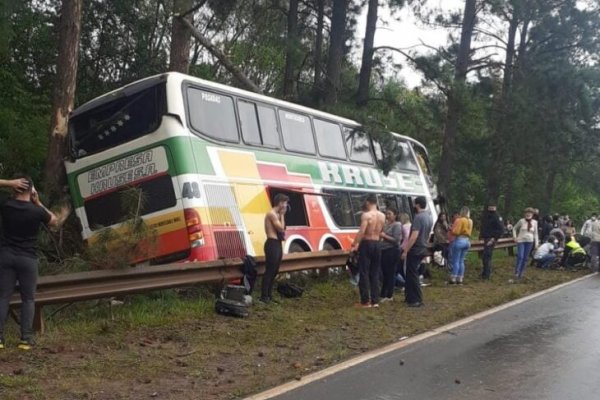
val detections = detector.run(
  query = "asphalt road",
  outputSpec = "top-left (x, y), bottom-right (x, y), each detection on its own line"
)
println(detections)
top-left (273, 275), bottom-right (600, 400)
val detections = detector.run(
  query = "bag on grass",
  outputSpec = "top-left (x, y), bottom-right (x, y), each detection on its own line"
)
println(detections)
top-left (346, 251), bottom-right (360, 286)
top-left (215, 298), bottom-right (249, 318)
top-left (277, 282), bottom-right (304, 298)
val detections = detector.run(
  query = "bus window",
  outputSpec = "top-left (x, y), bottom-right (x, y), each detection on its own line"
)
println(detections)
top-left (396, 195), bottom-right (413, 221)
top-left (85, 174), bottom-right (177, 230)
top-left (314, 119), bottom-right (347, 160)
top-left (238, 100), bottom-right (261, 145)
top-left (70, 83), bottom-right (166, 158)
top-left (412, 142), bottom-right (437, 195)
top-left (378, 194), bottom-right (398, 213)
top-left (322, 190), bottom-right (355, 227)
top-left (279, 110), bottom-right (316, 154)
top-left (343, 127), bottom-right (373, 164)
top-left (269, 189), bottom-right (309, 226)
top-left (257, 105), bottom-right (280, 148)
top-left (187, 87), bottom-right (239, 142)
top-left (373, 138), bottom-right (418, 172)
top-left (349, 191), bottom-right (367, 223)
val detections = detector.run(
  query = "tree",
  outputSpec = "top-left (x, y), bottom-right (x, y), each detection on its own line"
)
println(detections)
top-left (169, 0), bottom-right (194, 73)
top-left (312, 0), bottom-right (325, 103)
top-left (283, 0), bottom-right (299, 99)
top-left (436, 0), bottom-right (478, 199)
top-left (44, 0), bottom-right (82, 199)
top-left (356, 0), bottom-right (379, 106)
top-left (323, 0), bottom-right (348, 105)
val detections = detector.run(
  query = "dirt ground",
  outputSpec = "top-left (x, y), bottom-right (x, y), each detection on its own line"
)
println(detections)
top-left (0, 259), bottom-right (589, 400)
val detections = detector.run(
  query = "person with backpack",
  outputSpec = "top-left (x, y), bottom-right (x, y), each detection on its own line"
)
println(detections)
top-left (0, 176), bottom-right (68, 350)
top-left (512, 207), bottom-right (539, 280)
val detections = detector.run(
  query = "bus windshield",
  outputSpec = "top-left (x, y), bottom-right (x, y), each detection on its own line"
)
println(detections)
top-left (69, 83), bottom-right (166, 159)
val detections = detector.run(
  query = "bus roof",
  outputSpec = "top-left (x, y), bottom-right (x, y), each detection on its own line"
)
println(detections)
top-left (70, 72), bottom-right (429, 154)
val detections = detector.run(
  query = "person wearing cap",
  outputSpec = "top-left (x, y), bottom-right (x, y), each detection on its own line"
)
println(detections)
top-left (0, 175), bottom-right (69, 350)
top-left (479, 202), bottom-right (504, 280)
top-left (512, 207), bottom-right (539, 280)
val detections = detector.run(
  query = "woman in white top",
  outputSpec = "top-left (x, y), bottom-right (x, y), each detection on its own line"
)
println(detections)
top-left (512, 207), bottom-right (539, 279)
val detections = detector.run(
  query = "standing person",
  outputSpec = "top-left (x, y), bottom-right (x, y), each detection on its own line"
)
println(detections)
top-left (379, 207), bottom-right (402, 302)
top-left (0, 176), bottom-right (67, 350)
top-left (540, 216), bottom-right (554, 242)
top-left (260, 193), bottom-right (289, 303)
top-left (397, 212), bottom-right (412, 286)
top-left (351, 195), bottom-right (385, 308)
top-left (588, 217), bottom-right (600, 272)
top-left (432, 212), bottom-right (450, 267)
top-left (512, 207), bottom-right (539, 280)
top-left (401, 196), bottom-right (433, 307)
top-left (449, 207), bottom-right (473, 284)
top-left (479, 203), bottom-right (504, 280)
top-left (581, 214), bottom-right (597, 238)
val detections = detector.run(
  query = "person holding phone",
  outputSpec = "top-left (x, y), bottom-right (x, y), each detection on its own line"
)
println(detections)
top-left (0, 175), bottom-right (69, 350)
top-left (260, 193), bottom-right (289, 303)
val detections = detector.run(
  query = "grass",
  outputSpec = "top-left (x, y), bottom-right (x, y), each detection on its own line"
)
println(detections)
top-left (0, 251), bottom-right (590, 399)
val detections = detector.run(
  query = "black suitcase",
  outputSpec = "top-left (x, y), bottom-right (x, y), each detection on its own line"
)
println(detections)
top-left (215, 298), bottom-right (249, 318)
top-left (277, 282), bottom-right (304, 298)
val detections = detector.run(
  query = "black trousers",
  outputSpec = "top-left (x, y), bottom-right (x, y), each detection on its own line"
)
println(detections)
top-left (405, 252), bottom-right (424, 304)
top-left (261, 239), bottom-right (283, 300)
top-left (381, 246), bottom-right (400, 298)
top-left (358, 240), bottom-right (382, 305)
top-left (481, 239), bottom-right (496, 279)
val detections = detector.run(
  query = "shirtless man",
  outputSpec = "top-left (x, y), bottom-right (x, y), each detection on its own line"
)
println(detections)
top-left (261, 193), bottom-right (289, 303)
top-left (351, 194), bottom-right (385, 308)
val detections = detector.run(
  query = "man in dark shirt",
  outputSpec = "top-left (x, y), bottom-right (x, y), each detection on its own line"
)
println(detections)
top-left (401, 196), bottom-right (433, 307)
top-left (479, 203), bottom-right (505, 280)
top-left (0, 176), bottom-right (65, 350)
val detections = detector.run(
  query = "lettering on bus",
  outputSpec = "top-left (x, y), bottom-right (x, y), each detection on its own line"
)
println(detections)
top-left (78, 147), bottom-right (169, 198)
top-left (317, 161), bottom-right (424, 192)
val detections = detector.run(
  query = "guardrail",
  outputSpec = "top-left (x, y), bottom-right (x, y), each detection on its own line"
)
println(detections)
top-left (12, 239), bottom-right (515, 332)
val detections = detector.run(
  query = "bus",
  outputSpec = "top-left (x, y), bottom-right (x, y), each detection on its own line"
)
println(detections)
top-left (66, 72), bottom-right (439, 264)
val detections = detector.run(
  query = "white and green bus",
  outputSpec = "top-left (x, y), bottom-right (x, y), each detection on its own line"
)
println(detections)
top-left (66, 72), bottom-right (438, 264)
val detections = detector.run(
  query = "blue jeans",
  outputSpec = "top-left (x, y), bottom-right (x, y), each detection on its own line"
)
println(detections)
top-left (450, 237), bottom-right (470, 279)
top-left (515, 242), bottom-right (534, 278)
top-left (535, 253), bottom-right (556, 269)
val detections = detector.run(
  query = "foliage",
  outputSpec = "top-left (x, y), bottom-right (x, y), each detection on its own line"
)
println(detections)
top-left (1, 0), bottom-right (600, 265)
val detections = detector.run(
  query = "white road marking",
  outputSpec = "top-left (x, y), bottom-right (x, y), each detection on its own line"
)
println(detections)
top-left (245, 273), bottom-right (596, 400)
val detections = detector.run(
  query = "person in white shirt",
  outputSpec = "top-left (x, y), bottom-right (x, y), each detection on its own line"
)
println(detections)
top-left (512, 207), bottom-right (539, 279)
top-left (581, 214), bottom-right (597, 238)
top-left (533, 238), bottom-right (560, 269)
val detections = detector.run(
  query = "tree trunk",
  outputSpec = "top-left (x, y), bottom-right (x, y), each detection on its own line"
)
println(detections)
top-left (169, 0), bottom-right (193, 73)
top-left (179, 17), bottom-right (262, 94)
top-left (356, 0), bottom-right (378, 107)
top-left (485, 13), bottom-right (519, 204)
top-left (323, 0), bottom-right (348, 105)
top-left (436, 0), bottom-right (477, 198)
top-left (312, 0), bottom-right (325, 104)
top-left (542, 169), bottom-right (558, 216)
top-left (283, 0), bottom-right (299, 99)
top-left (44, 0), bottom-right (82, 199)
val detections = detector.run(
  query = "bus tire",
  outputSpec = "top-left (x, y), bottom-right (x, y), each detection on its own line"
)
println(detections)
top-left (288, 242), bottom-right (307, 253)
top-left (320, 242), bottom-right (338, 278)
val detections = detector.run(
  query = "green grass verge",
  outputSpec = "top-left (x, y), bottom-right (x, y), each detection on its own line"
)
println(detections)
top-left (0, 252), bottom-right (590, 400)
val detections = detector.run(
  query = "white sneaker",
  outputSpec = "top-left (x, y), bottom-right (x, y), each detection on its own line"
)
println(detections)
top-left (380, 297), bottom-right (393, 303)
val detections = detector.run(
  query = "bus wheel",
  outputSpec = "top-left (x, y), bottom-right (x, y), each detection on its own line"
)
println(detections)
top-left (320, 242), bottom-right (339, 278)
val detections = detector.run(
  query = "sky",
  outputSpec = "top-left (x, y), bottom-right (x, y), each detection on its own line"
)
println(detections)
top-left (355, 0), bottom-right (473, 87)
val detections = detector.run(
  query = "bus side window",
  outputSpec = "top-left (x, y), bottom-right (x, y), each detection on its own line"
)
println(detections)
top-left (323, 190), bottom-right (354, 227)
top-left (279, 110), bottom-right (316, 154)
top-left (257, 105), bottom-right (280, 148)
top-left (378, 194), bottom-right (398, 214)
top-left (187, 87), bottom-right (239, 142)
top-left (269, 189), bottom-right (309, 227)
top-left (396, 195), bottom-right (413, 221)
top-left (343, 126), bottom-right (373, 164)
top-left (314, 119), bottom-right (347, 160)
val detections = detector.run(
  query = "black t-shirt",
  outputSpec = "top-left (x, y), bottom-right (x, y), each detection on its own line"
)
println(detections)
top-left (0, 198), bottom-right (51, 258)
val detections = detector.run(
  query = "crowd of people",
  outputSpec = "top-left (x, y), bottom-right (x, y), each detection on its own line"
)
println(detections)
top-left (346, 198), bottom-right (600, 309)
